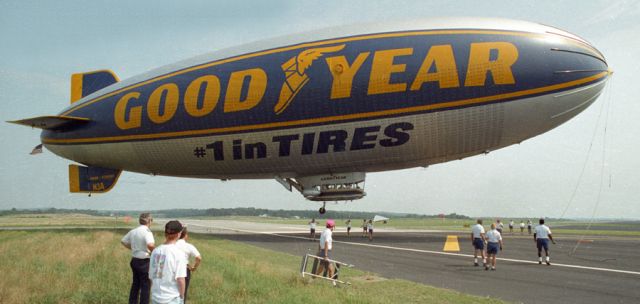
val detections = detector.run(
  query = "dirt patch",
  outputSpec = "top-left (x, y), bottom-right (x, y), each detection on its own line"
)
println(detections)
top-left (350, 274), bottom-right (388, 283)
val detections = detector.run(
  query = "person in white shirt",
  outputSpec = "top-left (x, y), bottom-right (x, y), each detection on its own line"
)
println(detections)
top-left (520, 221), bottom-right (525, 234)
top-left (367, 219), bottom-right (374, 242)
top-left (309, 218), bottom-right (317, 241)
top-left (485, 223), bottom-right (503, 271)
top-left (176, 226), bottom-right (202, 304)
top-left (470, 219), bottom-right (487, 267)
top-left (121, 213), bottom-right (155, 304)
top-left (534, 218), bottom-right (556, 265)
top-left (149, 220), bottom-right (187, 304)
top-left (362, 219), bottom-right (367, 237)
top-left (346, 219), bottom-right (352, 238)
top-left (316, 219), bottom-right (335, 280)
top-left (496, 219), bottom-right (504, 234)
top-left (509, 220), bottom-right (514, 234)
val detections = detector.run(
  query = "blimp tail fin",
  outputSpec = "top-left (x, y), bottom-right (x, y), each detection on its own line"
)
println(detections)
top-left (8, 115), bottom-right (90, 130)
top-left (70, 70), bottom-right (120, 103)
top-left (69, 164), bottom-right (122, 194)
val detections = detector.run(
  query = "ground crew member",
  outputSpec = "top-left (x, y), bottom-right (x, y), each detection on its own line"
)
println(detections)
top-left (121, 213), bottom-right (155, 304)
top-left (367, 219), bottom-right (374, 241)
top-left (176, 226), bottom-right (202, 304)
top-left (470, 219), bottom-right (487, 267)
top-left (362, 219), bottom-right (367, 237)
top-left (316, 219), bottom-right (336, 282)
top-left (309, 218), bottom-right (317, 241)
top-left (534, 218), bottom-right (556, 265)
top-left (149, 220), bottom-right (188, 304)
top-left (485, 223), bottom-right (503, 271)
top-left (496, 219), bottom-right (504, 234)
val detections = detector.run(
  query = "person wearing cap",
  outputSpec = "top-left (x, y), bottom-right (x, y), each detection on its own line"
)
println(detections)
top-left (485, 223), bottom-right (503, 271)
top-left (176, 226), bottom-right (202, 304)
top-left (149, 220), bottom-right (188, 304)
top-left (316, 219), bottom-right (335, 280)
top-left (534, 218), bottom-right (556, 265)
top-left (121, 213), bottom-right (155, 304)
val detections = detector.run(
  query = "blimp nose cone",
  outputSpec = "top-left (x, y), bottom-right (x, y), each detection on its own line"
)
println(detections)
top-left (500, 30), bottom-right (610, 146)
top-left (546, 33), bottom-right (609, 118)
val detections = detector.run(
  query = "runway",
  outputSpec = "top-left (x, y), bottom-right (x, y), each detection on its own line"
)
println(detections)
top-left (181, 219), bottom-right (640, 304)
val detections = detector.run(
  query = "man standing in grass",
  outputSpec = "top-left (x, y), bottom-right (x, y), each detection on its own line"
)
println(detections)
top-left (316, 219), bottom-right (336, 281)
top-left (122, 213), bottom-right (155, 304)
top-left (149, 220), bottom-right (188, 304)
top-left (176, 226), bottom-right (202, 304)
top-left (534, 218), bottom-right (556, 265)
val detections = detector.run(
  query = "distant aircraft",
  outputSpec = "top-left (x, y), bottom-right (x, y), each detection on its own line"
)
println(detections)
top-left (10, 18), bottom-right (610, 214)
top-left (373, 215), bottom-right (389, 224)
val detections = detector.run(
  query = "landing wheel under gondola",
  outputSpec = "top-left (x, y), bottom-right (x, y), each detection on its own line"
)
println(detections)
top-left (319, 202), bottom-right (326, 214)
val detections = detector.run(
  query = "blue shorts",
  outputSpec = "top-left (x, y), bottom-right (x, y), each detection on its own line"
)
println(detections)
top-left (473, 238), bottom-right (484, 250)
top-left (487, 242), bottom-right (500, 254)
top-left (537, 238), bottom-right (549, 251)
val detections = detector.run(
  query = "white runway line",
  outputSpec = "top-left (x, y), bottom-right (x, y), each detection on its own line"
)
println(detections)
top-left (185, 222), bottom-right (640, 276)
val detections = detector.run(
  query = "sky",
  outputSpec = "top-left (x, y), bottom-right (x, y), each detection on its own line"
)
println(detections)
top-left (1, 0), bottom-right (639, 218)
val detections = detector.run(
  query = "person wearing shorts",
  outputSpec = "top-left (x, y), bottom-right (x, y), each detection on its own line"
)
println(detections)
top-left (316, 219), bottom-right (336, 280)
top-left (367, 219), bottom-right (374, 242)
top-left (534, 218), bottom-right (556, 265)
top-left (346, 219), bottom-right (352, 237)
top-left (485, 223), bottom-right (503, 270)
top-left (309, 218), bottom-right (317, 241)
top-left (470, 219), bottom-right (487, 267)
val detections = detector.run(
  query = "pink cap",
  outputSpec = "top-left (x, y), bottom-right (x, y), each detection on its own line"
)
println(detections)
top-left (326, 219), bottom-right (335, 227)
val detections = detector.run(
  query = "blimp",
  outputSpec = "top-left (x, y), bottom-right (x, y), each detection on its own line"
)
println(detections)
top-left (10, 18), bottom-right (610, 213)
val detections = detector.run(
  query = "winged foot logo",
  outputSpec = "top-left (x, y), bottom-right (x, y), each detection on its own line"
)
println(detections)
top-left (274, 44), bottom-right (346, 114)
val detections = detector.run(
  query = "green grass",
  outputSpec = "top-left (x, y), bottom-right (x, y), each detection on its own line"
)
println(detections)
top-left (0, 230), bottom-right (506, 304)
top-left (0, 213), bottom-right (132, 228)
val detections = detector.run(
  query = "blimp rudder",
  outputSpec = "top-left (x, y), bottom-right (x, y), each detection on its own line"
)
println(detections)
top-left (68, 164), bottom-right (122, 193)
top-left (70, 70), bottom-right (120, 104)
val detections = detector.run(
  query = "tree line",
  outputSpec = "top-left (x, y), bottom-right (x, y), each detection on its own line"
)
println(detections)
top-left (1, 207), bottom-right (470, 220)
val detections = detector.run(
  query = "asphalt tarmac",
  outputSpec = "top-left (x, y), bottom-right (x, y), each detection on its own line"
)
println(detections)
top-left (181, 219), bottom-right (640, 304)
